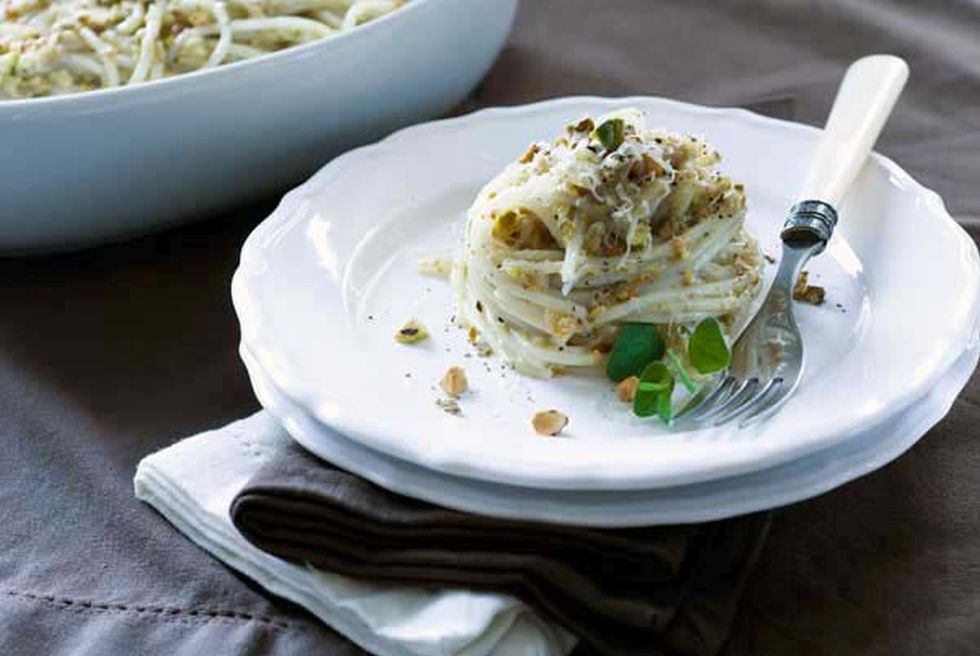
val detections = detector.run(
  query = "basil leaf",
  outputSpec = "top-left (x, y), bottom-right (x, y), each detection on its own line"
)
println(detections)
top-left (606, 323), bottom-right (666, 382)
top-left (593, 118), bottom-right (624, 152)
top-left (633, 362), bottom-right (675, 422)
top-left (688, 317), bottom-right (731, 374)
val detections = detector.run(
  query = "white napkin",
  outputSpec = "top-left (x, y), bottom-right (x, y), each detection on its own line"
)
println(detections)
top-left (134, 411), bottom-right (576, 656)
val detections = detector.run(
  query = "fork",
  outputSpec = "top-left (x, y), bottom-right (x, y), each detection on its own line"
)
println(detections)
top-left (677, 54), bottom-right (909, 428)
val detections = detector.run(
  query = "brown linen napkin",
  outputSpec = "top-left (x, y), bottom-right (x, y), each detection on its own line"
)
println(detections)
top-left (230, 440), bottom-right (769, 656)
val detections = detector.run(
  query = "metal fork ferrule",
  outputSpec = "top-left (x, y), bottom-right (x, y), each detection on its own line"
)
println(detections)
top-left (781, 200), bottom-right (838, 252)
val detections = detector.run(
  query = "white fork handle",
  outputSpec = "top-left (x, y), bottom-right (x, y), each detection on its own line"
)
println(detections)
top-left (797, 54), bottom-right (909, 206)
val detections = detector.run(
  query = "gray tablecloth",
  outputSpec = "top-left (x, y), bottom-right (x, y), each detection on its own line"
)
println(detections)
top-left (2, 1), bottom-right (979, 654)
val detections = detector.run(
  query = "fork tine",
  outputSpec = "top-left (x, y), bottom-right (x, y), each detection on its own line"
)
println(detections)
top-left (676, 376), bottom-right (735, 422)
top-left (697, 377), bottom-right (760, 423)
top-left (711, 377), bottom-right (782, 427)
top-left (736, 377), bottom-right (789, 428)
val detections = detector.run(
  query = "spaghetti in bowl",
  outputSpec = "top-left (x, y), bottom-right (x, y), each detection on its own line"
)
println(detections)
top-left (0, 0), bottom-right (407, 99)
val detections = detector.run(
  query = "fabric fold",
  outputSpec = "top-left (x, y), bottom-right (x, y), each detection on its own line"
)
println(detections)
top-left (231, 439), bottom-right (771, 656)
top-left (134, 412), bottom-right (577, 656)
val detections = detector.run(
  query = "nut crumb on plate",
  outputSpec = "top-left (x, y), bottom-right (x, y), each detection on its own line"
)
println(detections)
top-left (435, 398), bottom-right (461, 415)
top-left (793, 271), bottom-right (826, 305)
top-left (616, 376), bottom-right (639, 403)
top-left (418, 257), bottom-right (454, 278)
top-left (395, 319), bottom-right (429, 344)
top-left (440, 366), bottom-right (468, 397)
top-left (532, 410), bottom-right (568, 436)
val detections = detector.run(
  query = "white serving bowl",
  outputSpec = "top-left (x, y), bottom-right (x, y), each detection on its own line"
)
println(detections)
top-left (0, 0), bottom-right (517, 254)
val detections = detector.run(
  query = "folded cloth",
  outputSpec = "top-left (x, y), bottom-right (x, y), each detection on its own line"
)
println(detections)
top-left (231, 439), bottom-right (771, 656)
top-left (135, 412), bottom-right (577, 656)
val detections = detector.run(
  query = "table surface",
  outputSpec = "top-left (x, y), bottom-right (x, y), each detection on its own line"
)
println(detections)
top-left (3, 2), bottom-right (979, 655)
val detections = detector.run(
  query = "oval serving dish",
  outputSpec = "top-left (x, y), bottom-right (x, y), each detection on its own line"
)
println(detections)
top-left (0, 0), bottom-right (518, 253)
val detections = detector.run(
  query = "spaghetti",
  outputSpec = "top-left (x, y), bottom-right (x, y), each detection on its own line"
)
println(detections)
top-left (0, 0), bottom-right (406, 98)
top-left (451, 109), bottom-right (764, 378)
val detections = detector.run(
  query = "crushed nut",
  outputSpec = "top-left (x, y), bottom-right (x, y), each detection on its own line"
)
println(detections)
top-left (435, 398), bottom-right (461, 415)
top-left (670, 236), bottom-right (689, 260)
top-left (616, 376), bottom-right (639, 403)
top-left (439, 366), bottom-right (468, 398)
top-left (519, 143), bottom-right (540, 164)
top-left (418, 257), bottom-right (453, 278)
top-left (569, 117), bottom-right (595, 133)
top-left (395, 319), bottom-right (429, 344)
top-left (793, 271), bottom-right (826, 306)
top-left (532, 410), bottom-right (568, 437)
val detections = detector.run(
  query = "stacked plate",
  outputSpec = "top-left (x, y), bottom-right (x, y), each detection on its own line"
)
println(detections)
top-left (231, 97), bottom-right (980, 527)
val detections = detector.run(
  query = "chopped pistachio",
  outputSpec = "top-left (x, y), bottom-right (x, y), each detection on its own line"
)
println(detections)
top-left (491, 209), bottom-right (521, 244)
top-left (532, 410), bottom-right (568, 437)
top-left (435, 398), bottom-right (461, 415)
top-left (439, 366), bottom-right (468, 398)
top-left (616, 376), bottom-right (640, 403)
top-left (569, 117), bottom-right (595, 133)
top-left (395, 319), bottom-right (429, 344)
top-left (519, 143), bottom-right (540, 164)
top-left (418, 257), bottom-right (453, 278)
top-left (793, 271), bottom-right (826, 305)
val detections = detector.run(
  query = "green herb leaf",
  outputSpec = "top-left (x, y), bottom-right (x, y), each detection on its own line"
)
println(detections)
top-left (606, 323), bottom-right (666, 382)
top-left (633, 362), bottom-right (675, 422)
top-left (633, 388), bottom-right (659, 418)
top-left (666, 349), bottom-right (698, 393)
top-left (688, 317), bottom-right (731, 375)
top-left (593, 118), bottom-right (625, 152)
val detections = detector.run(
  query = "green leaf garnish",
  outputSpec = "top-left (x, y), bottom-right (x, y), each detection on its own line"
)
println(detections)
top-left (666, 349), bottom-right (698, 393)
top-left (593, 118), bottom-right (625, 152)
top-left (656, 389), bottom-right (674, 424)
top-left (633, 361), bottom-right (675, 422)
top-left (606, 323), bottom-right (666, 382)
top-left (688, 317), bottom-right (731, 375)
top-left (633, 387), bottom-right (659, 418)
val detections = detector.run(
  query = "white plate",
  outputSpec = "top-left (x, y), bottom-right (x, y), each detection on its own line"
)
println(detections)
top-left (241, 341), bottom-right (979, 526)
top-left (232, 97), bottom-right (980, 491)
top-left (0, 0), bottom-right (516, 253)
